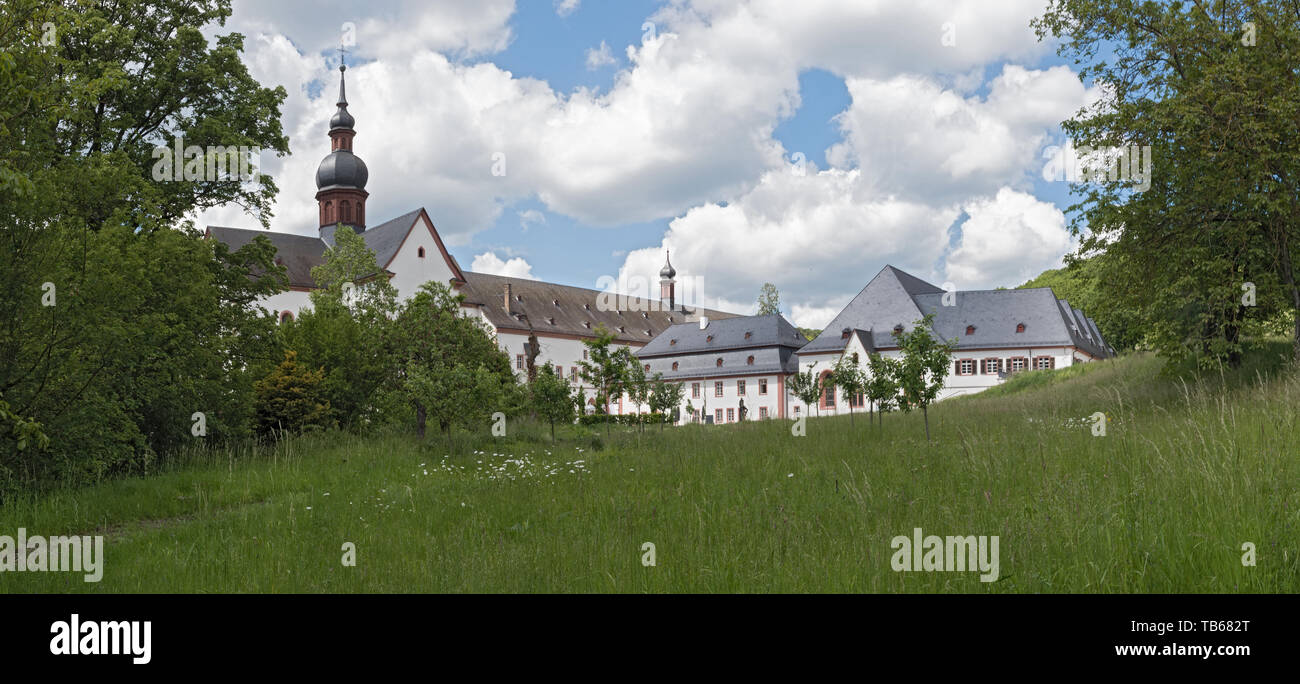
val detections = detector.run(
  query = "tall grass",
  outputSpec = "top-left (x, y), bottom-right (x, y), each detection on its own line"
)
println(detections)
top-left (1, 348), bottom-right (1297, 593)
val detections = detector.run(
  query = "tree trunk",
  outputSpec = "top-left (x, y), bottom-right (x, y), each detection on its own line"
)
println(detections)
top-left (922, 404), bottom-right (930, 442)
top-left (1279, 232), bottom-right (1300, 364)
top-left (445, 424), bottom-right (453, 455)
top-left (415, 403), bottom-right (426, 439)
top-left (550, 420), bottom-right (556, 442)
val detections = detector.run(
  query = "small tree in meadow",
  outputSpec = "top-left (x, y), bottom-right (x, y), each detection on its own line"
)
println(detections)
top-left (788, 363), bottom-right (823, 418)
top-left (577, 327), bottom-right (632, 435)
top-left (832, 352), bottom-right (868, 427)
top-left (892, 314), bottom-right (956, 441)
top-left (624, 358), bottom-right (652, 432)
top-left (864, 352), bottom-right (900, 430)
top-left (648, 375), bottom-right (685, 431)
top-left (253, 350), bottom-right (333, 437)
top-left (530, 365), bottom-right (575, 442)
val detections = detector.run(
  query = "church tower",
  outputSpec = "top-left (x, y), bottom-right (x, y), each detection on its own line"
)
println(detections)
top-left (660, 251), bottom-right (676, 311)
top-left (316, 61), bottom-right (369, 242)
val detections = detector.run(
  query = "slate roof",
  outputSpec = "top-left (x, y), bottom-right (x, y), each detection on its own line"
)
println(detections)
top-left (635, 314), bottom-right (804, 380)
top-left (636, 313), bottom-right (806, 357)
top-left (801, 265), bottom-right (1113, 359)
top-left (458, 272), bottom-right (739, 346)
top-left (205, 225), bottom-right (327, 288)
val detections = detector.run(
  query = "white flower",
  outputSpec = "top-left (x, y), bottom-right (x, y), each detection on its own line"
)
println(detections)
top-left (787, 473), bottom-right (794, 478)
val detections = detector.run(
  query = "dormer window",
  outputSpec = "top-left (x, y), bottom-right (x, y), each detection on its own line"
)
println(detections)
top-left (746, 355), bottom-right (755, 365)
top-left (644, 329), bottom-right (652, 336)
top-left (417, 247), bottom-right (426, 258)
top-left (706, 335), bottom-right (714, 342)
top-left (641, 312), bottom-right (648, 319)
top-left (553, 299), bottom-right (559, 307)
top-left (966, 325), bottom-right (976, 336)
top-left (1016, 323), bottom-right (1025, 333)
top-left (546, 317), bottom-right (555, 325)
top-left (745, 331), bottom-right (752, 339)
top-left (669, 339), bottom-right (677, 346)
top-left (583, 303), bottom-right (590, 310)
top-left (671, 362), bottom-right (678, 371)
top-left (893, 324), bottom-right (904, 335)
top-left (617, 326), bottom-right (625, 333)
top-left (583, 321), bottom-right (591, 329)
top-left (716, 358), bottom-right (723, 367)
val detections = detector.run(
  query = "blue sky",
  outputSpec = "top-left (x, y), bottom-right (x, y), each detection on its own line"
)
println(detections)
top-left (203, 0), bottom-right (1104, 327)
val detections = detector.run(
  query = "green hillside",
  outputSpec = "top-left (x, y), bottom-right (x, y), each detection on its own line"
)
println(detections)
top-left (2, 347), bottom-right (1297, 593)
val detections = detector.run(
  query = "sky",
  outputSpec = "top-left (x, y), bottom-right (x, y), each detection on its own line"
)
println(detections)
top-left (197, 0), bottom-right (1103, 329)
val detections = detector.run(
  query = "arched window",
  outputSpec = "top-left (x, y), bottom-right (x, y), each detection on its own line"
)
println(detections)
top-left (819, 370), bottom-right (836, 410)
top-left (716, 358), bottom-right (723, 367)
top-left (279, 310), bottom-right (294, 324)
top-left (324, 201), bottom-right (333, 223)
top-left (965, 325), bottom-right (976, 335)
top-left (1016, 323), bottom-right (1026, 333)
top-left (357, 201), bottom-right (364, 224)
top-left (418, 246), bottom-right (426, 258)
top-left (341, 200), bottom-right (352, 223)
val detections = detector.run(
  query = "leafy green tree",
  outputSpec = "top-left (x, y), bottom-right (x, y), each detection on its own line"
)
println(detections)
top-left (757, 283), bottom-right (781, 316)
top-left (648, 376), bottom-right (685, 431)
top-left (577, 326), bottom-right (631, 434)
top-left (624, 359), bottom-right (652, 432)
top-left (864, 353), bottom-right (900, 430)
top-left (1034, 0), bottom-right (1300, 366)
top-left (392, 282), bottom-right (514, 451)
top-left (530, 365), bottom-right (576, 442)
top-left (831, 353), bottom-right (867, 427)
top-left (0, 0), bottom-right (289, 499)
top-left (285, 228), bottom-right (399, 428)
top-left (892, 315), bottom-right (956, 441)
top-left (788, 363), bottom-right (824, 418)
top-left (253, 350), bottom-right (332, 436)
top-left (1018, 258), bottom-right (1141, 351)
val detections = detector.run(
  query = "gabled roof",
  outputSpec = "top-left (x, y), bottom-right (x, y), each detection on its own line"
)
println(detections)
top-left (643, 345), bottom-right (800, 381)
top-left (459, 271), bottom-right (738, 346)
top-left (800, 264), bottom-right (1114, 359)
top-left (913, 288), bottom-right (1076, 349)
top-left (636, 313), bottom-right (806, 358)
top-left (800, 265), bottom-right (934, 353)
top-left (208, 206), bottom-right (466, 289)
top-left (204, 226), bottom-right (326, 288)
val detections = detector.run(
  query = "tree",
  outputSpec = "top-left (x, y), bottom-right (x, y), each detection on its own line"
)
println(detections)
top-left (892, 315), bottom-right (956, 441)
top-left (756, 283), bottom-right (781, 316)
top-left (648, 376), bottom-right (685, 431)
top-left (1018, 258), bottom-right (1141, 351)
top-left (253, 350), bottom-right (332, 436)
top-left (392, 282), bottom-right (514, 451)
top-left (530, 365), bottom-right (575, 442)
top-left (624, 360), bottom-right (652, 432)
top-left (0, 0), bottom-right (289, 499)
top-left (285, 227), bottom-right (399, 429)
top-left (788, 363), bottom-right (824, 418)
top-left (577, 326), bottom-right (630, 435)
top-left (831, 353), bottom-right (867, 427)
top-left (1034, 1), bottom-right (1300, 366)
top-left (864, 353), bottom-right (900, 431)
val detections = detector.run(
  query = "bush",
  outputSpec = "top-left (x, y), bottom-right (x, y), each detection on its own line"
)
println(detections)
top-left (578, 413), bottom-right (667, 427)
top-left (254, 350), bottom-right (333, 436)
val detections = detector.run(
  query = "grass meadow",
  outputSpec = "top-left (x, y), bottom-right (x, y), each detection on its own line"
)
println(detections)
top-left (2, 347), bottom-right (1298, 593)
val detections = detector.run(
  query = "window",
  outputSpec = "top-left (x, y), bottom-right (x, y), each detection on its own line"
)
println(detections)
top-left (820, 370), bottom-right (836, 409)
top-left (341, 200), bottom-right (352, 223)
top-left (1016, 323), bottom-right (1026, 333)
top-left (746, 355), bottom-right (755, 365)
top-left (571, 367), bottom-right (579, 382)
top-left (981, 358), bottom-right (1001, 375)
top-left (583, 349), bottom-right (588, 360)
top-left (417, 246), bottom-right (426, 258)
top-left (706, 335), bottom-right (713, 342)
top-left (672, 362), bottom-right (678, 371)
top-left (714, 381), bottom-right (724, 397)
top-left (692, 383), bottom-right (700, 398)
top-left (737, 380), bottom-right (746, 395)
top-left (516, 355), bottom-right (524, 370)
top-left (555, 364), bottom-right (563, 377)
top-left (715, 409), bottom-right (723, 424)
top-left (670, 339), bottom-right (677, 346)
top-left (759, 379), bottom-right (768, 395)
top-left (850, 393), bottom-right (864, 408)
top-left (957, 359), bottom-right (975, 375)
top-left (794, 405), bottom-right (800, 415)
top-left (644, 364), bottom-right (650, 372)
top-left (1035, 356), bottom-right (1055, 370)
top-left (1009, 357), bottom-right (1028, 373)
top-left (279, 310), bottom-right (294, 324)
top-left (716, 358), bottom-right (723, 367)
top-left (759, 407), bottom-right (768, 420)
top-left (726, 408), bottom-right (735, 423)
top-left (965, 325), bottom-right (976, 336)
